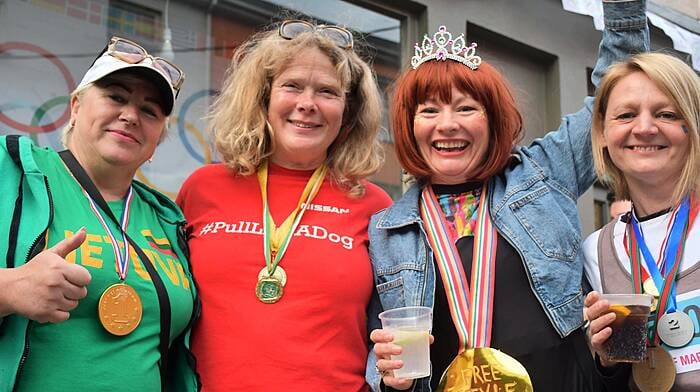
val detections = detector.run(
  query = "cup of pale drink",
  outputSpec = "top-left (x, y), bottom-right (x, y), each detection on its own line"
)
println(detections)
top-left (600, 294), bottom-right (652, 362)
top-left (379, 306), bottom-right (432, 379)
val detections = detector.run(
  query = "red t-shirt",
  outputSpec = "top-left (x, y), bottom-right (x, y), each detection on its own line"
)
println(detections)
top-left (177, 163), bottom-right (392, 391)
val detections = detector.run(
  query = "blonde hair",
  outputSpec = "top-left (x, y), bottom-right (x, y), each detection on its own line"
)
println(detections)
top-left (210, 25), bottom-right (384, 197)
top-left (61, 86), bottom-right (89, 147)
top-left (592, 52), bottom-right (700, 206)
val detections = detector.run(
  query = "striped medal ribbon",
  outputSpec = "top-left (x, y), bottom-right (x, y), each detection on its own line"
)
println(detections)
top-left (84, 186), bottom-right (134, 280)
top-left (255, 160), bottom-right (327, 303)
top-left (84, 186), bottom-right (144, 336)
top-left (420, 184), bottom-right (497, 351)
top-left (627, 197), bottom-right (698, 345)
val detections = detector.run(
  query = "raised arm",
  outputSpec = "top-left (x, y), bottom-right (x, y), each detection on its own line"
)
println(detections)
top-left (522, 0), bottom-right (650, 199)
top-left (593, 0), bottom-right (650, 86)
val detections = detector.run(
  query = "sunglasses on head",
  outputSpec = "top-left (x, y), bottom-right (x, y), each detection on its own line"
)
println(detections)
top-left (100, 36), bottom-right (185, 92)
top-left (278, 20), bottom-right (354, 50)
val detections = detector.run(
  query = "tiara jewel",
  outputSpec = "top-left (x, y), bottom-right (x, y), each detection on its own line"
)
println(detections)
top-left (411, 25), bottom-right (482, 70)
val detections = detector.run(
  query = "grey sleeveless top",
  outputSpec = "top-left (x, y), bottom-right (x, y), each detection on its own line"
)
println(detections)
top-left (597, 220), bottom-right (700, 391)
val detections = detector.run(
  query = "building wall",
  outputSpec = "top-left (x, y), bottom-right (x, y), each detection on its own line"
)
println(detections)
top-left (0, 0), bottom-right (685, 235)
top-left (398, 0), bottom-right (679, 235)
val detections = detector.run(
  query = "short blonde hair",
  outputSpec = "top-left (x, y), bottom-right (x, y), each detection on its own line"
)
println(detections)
top-left (61, 86), bottom-right (89, 147)
top-left (592, 52), bottom-right (700, 206)
top-left (210, 24), bottom-right (384, 196)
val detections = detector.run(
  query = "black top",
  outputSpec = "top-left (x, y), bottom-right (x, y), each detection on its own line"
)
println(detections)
top-left (428, 183), bottom-right (600, 392)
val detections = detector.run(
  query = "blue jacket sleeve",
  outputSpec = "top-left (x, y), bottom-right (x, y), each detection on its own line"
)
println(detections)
top-left (520, 0), bottom-right (650, 199)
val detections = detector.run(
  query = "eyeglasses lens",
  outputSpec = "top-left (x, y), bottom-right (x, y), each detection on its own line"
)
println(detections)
top-left (320, 27), bottom-right (352, 48)
top-left (155, 60), bottom-right (182, 86)
top-left (282, 21), bottom-right (314, 39)
top-left (112, 40), bottom-right (147, 63)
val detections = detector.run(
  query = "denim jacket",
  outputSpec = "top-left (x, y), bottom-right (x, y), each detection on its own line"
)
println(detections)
top-left (365, 1), bottom-right (650, 391)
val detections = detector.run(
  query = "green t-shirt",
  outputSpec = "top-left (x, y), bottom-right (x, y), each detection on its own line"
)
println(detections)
top-left (17, 156), bottom-right (194, 391)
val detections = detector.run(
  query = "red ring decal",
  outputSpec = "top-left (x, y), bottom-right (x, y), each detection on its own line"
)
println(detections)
top-left (0, 42), bottom-right (75, 133)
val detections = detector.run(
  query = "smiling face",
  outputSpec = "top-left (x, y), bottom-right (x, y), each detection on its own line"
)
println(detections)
top-left (68, 73), bottom-right (167, 173)
top-left (602, 71), bottom-right (689, 196)
top-left (413, 87), bottom-right (490, 184)
top-left (267, 46), bottom-right (346, 170)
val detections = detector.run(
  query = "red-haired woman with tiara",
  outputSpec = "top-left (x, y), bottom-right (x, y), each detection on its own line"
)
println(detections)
top-left (367, 1), bottom-right (650, 391)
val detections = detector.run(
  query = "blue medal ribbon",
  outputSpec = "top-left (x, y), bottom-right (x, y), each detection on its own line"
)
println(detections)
top-left (630, 196), bottom-right (690, 314)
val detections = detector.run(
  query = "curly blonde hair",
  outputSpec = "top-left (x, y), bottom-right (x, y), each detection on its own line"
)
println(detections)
top-left (592, 52), bottom-right (700, 206)
top-left (210, 24), bottom-right (384, 197)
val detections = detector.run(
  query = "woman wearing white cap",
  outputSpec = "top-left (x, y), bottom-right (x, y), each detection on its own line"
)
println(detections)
top-left (0, 37), bottom-right (199, 391)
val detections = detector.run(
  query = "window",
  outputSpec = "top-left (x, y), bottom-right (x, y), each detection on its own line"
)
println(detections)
top-left (108, 0), bottom-right (162, 46)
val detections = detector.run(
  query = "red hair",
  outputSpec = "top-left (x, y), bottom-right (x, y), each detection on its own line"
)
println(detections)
top-left (391, 60), bottom-right (523, 181)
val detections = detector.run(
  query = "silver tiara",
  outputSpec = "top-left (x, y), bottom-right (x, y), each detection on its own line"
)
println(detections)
top-left (411, 25), bottom-right (481, 70)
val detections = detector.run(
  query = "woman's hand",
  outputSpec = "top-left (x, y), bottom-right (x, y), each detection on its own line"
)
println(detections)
top-left (0, 228), bottom-right (91, 322)
top-left (371, 328), bottom-right (435, 390)
top-left (371, 328), bottom-right (415, 390)
top-left (583, 291), bottom-right (618, 367)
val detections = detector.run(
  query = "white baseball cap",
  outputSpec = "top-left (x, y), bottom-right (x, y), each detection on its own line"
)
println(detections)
top-left (76, 47), bottom-right (178, 115)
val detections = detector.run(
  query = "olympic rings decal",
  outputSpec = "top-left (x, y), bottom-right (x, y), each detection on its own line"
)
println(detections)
top-left (30, 96), bottom-right (69, 148)
top-left (0, 42), bottom-right (75, 133)
top-left (32, 96), bottom-right (70, 128)
top-left (2, 41), bottom-right (216, 196)
top-left (178, 89), bottom-right (217, 163)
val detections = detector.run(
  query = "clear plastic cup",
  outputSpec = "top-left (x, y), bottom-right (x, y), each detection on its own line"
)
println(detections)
top-left (601, 294), bottom-right (652, 362)
top-left (378, 306), bottom-right (432, 379)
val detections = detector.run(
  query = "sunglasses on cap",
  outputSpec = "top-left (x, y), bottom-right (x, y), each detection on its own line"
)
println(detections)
top-left (278, 20), bottom-right (354, 50)
top-left (100, 36), bottom-right (185, 92)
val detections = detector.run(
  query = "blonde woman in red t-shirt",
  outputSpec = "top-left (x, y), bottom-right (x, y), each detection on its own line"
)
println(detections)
top-left (177, 20), bottom-right (392, 391)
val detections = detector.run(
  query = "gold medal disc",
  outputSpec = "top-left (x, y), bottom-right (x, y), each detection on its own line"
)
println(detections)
top-left (437, 347), bottom-right (533, 392)
top-left (643, 278), bottom-right (660, 298)
top-left (650, 297), bottom-right (658, 313)
top-left (632, 346), bottom-right (676, 392)
top-left (256, 276), bottom-right (284, 304)
top-left (98, 283), bottom-right (143, 336)
top-left (257, 266), bottom-right (287, 286)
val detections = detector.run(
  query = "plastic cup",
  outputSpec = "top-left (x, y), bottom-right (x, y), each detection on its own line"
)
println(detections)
top-left (601, 294), bottom-right (652, 362)
top-left (378, 306), bottom-right (432, 379)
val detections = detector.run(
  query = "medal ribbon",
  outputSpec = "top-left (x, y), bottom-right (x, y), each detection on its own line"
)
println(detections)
top-left (627, 197), bottom-right (698, 343)
top-left (623, 206), bottom-right (679, 284)
top-left (257, 160), bottom-right (327, 277)
top-left (420, 185), bottom-right (497, 351)
top-left (83, 186), bottom-right (134, 280)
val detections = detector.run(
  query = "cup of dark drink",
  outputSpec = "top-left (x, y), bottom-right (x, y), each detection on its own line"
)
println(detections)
top-left (600, 293), bottom-right (653, 362)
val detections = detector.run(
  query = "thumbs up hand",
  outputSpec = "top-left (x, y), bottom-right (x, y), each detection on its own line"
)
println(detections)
top-left (0, 228), bottom-right (92, 323)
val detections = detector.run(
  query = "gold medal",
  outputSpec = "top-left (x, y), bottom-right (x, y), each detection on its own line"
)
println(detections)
top-left (632, 346), bottom-right (676, 392)
top-left (650, 297), bottom-right (658, 313)
top-left (257, 162), bottom-right (327, 305)
top-left (98, 283), bottom-right (142, 336)
top-left (256, 276), bottom-right (284, 303)
top-left (437, 347), bottom-right (533, 392)
top-left (643, 278), bottom-right (659, 298)
top-left (258, 265), bottom-right (287, 286)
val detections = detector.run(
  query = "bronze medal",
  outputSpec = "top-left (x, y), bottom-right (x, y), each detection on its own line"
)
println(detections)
top-left (98, 283), bottom-right (142, 336)
top-left (632, 346), bottom-right (676, 392)
top-left (256, 276), bottom-right (284, 303)
top-left (437, 347), bottom-right (533, 392)
top-left (257, 265), bottom-right (287, 287)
